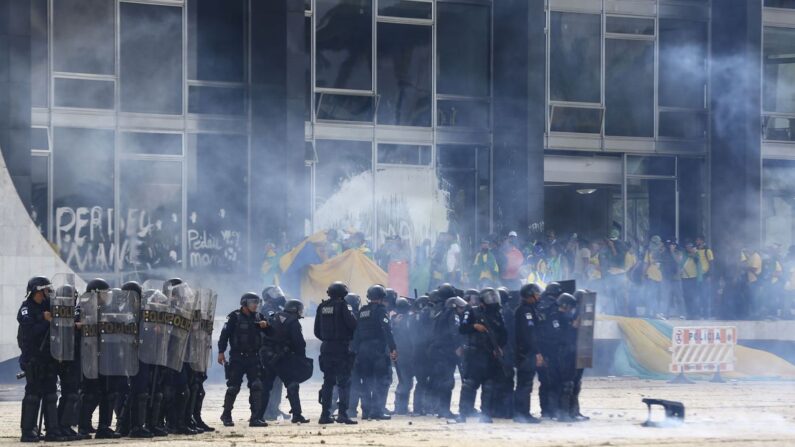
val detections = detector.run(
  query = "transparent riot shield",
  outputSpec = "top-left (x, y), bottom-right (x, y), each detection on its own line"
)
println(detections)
top-left (163, 284), bottom-right (198, 371)
top-left (50, 275), bottom-right (77, 362)
top-left (79, 290), bottom-right (102, 380)
top-left (575, 291), bottom-right (597, 369)
top-left (98, 289), bottom-right (140, 377)
top-left (188, 289), bottom-right (217, 373)
top-left (138, 289), bottom-right (171, 368)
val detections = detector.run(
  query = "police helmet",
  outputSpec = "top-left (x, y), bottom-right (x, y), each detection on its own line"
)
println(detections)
top-left (480, 288), bottom-right (500, 306)
top-left (240, 292), bottom-right (261, 308)
top-left (56, 284), bottom-right (77, 299)
top-left (327, 281), bottom-right (349, 299)
top-left (445, 296), bottom-right (468, 310)
top-left (284, 299), bottom-right (304, 317)
top-left (344, 293), bottom-right (361, 312)
top-left (395, 297), bottom-right (411, 313)
top-left (385, 288), bottom-right (398, 307)
top-left (367, 284), bottom-right (387, 302)
top-left (437, 283), bottom-right (457, 300)
top-left (86, 278), bottom-right (111, 292)
top-left (414, 295), bottom-right (430, 309)
top-left (496, 287), bottom-right (510, 305)
top-left (26, 276), bottom-right (53, 299)
top-left (429, 290), bottom-right (444, 304)
top-left (544, 282), bottom-right (563, 297)
top-left (263, 285), bottom-right (286, 301)
top-left (121, 281), bottom-right (143, 296)
top-left (162, 278), bottom-right (184, 295)
top-left (556, 293), bottom-right (577, 311)
top-left (520, 283), bottom-right (543, 300)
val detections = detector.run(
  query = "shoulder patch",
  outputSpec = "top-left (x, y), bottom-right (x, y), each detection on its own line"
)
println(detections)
top-left (347, 304), bottom-right (353, 312)
top-left (383, 317), bottom-right (389, 324)
top-left (20, 307), bottom-right (28, 316)
top-left (525, 312), bottom-right (533, 320)
top-left (454, 314), bottom-right (460, 325)
top-left (552, 320), bottom-right (560, 329)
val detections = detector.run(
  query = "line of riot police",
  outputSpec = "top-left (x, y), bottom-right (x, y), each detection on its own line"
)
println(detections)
top-left (16, 275), bottom-right (217, 442)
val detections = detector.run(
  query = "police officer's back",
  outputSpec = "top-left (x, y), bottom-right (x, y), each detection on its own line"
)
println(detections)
top-left (314, 282), bottom-right (358, 424)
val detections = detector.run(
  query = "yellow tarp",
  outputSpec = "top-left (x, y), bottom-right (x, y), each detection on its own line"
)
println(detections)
top-left (606, 316), bottom-right (795, 379)
top-left (279, 231), bottom-right (328, 273)
top-left (300, 248), bottom-right (388, 305)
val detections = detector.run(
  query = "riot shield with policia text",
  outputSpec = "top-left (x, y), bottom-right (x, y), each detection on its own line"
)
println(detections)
top-left (50, 274), bottom-right (78, 362)
top-left (164, 283), bottom-right (198, 371)
top-left (98, 288), bottom-right (140, 376)
top-left (138, 289), bottom-right (172, 368)
top-left (79, 290), bottom-right (104, 380)
top-left (574, 290), bottom-right (597, 369)
top-left (187, 288), bottom-right (217, 373)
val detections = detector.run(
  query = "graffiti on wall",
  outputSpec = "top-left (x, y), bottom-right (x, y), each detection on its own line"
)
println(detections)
top-left (187, 209), bottom-right (243, 272)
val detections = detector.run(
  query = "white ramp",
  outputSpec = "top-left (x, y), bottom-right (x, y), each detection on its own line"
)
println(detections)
top-left (0, 147), bottom-right (84, 362)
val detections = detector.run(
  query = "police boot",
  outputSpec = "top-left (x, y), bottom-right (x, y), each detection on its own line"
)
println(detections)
top-left (572, 381), bottom-right (589, 422)
top-left (264, 378), bottom-right (284, 420)
top-left (248, 382), bottom-right (268, 427)
top-left (58, 392), bottom-right (85, 440)
top-left (95, 393), bottom-right (122, 439)
top-left (78, 392), bottom-right (99, 436)
top-left (20, 394), bottom-right (41, 443)
top-left (437, 389), bottom-right (456, 419)
top-left (283, 383), bottom-right (308, 423)
top-left (220, 387), bottom-right (237, 427)
top-left (456, 380), bottom-right (478, 422)
top-left (115, 394), bottom-right (131, 437)
top-left (42, 393), bottom-right (69, 442)
top-left (394, 392), bottom-right (409, 416)
top-left (148, 393), bottom-right (168, 437)
top-left (129, 394), bottom-right (153, 439)
top-left (171, 391), bottom-right (197, 435)
top-left (193, 390), bottom-right (214, 432)
top-left (186, 386), bottom-right (202, 434)
top-left (557, 382), bottom-right (574, 422)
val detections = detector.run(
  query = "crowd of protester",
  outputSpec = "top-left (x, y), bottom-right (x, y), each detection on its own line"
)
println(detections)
top-left (263, 228), bottom-right (795, 321)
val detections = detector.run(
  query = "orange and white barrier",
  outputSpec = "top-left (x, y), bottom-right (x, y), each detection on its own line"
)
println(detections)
top-left (670, 326), bottom-right (737, 374)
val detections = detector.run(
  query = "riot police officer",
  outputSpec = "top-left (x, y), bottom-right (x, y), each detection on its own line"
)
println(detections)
top-left (51, 284), bottom-right (85, 439)
top-left (18, 276), bottom-right (68, 442)
top-left (121, 281), bottom-right (157, 439)
top-left (492, 287), bottom-right (516, 419)
top-left (410, 295), bottom-right (432, 415)
top-left (457, 288), bottom-right (507, 424)
top-left (555, 293), bottom-right (579, 422)
top-left (353, 285), bottom-right (398, 420)
top-left (259, 299), bottom-right (311, 424)
top-left (536, 282), bottom-right (563, 419)
top-left (217, 293), bottom-right (268, 427)
top-left (260, 285), bottom-right (288, 421)
top-left (391, 297), bottom-right (415, 415)
top-left (315, 282), bottom-right (358, 424)
top-left (427, 296), bottom-right (467, 419)
top-left (341, 293), bottom-right (362, 419)
top-left (571, 290), bottom-right (591, 422)
top-left (513, 283), bottom-right (543, 423)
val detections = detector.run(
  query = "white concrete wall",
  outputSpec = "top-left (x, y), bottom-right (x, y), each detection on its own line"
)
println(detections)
top-left (0, 149), bottom-right (84, 362)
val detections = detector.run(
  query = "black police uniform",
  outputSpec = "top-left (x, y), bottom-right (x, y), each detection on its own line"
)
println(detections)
top-left (556, 309), bottom-right (579, 420)
top-left (258, 310), bottom-right (308, 422)
top-left (426, 305), bottom-right (462, 418)
top-left (391, 309), bottom-right (415, 415)
top-left (458, 304), bottom-right (507, 420)
top-left (18, 296), bottom-right (64, 442)
top-left (513, 299), bottom-right (541, 421)
top-left (491, 296), bottom-right (517, 419)
top-left (260, 297), bottom-right (286, 420)
top-left (55, 304), bottom-right (82, 438)
top-left (411, 302), bottom-right (434, 415)
top-left (218, 308), bottom-right (265, 424)
top-left (535, 294), bottom-right (563, 418)
top-left (352, 302), bottom-right (396, 419)
top-left (314, 295), bottom-right (357, 422)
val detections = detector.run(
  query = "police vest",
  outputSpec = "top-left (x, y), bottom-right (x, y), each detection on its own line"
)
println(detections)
top-left (317, 298), bottom-right (354, 342)
top-left (231, 310), bottom-right (262, 353)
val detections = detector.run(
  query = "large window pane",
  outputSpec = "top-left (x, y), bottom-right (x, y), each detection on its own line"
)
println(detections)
top-left (659, 110), bottom-right (706, 139)
top-left (54, 78), bottom-right (115, 109)
top-left (53, 0), bottom-right (115, 74)
top-left (316, 0), bottom-right (373, 91)
top-left (121, 3), bottom-right (183, 114)
top-left (316, 93), bottom-right (375, 121)
top-left (53, 128), bottom-right (115, 273)
top-left (188, 85), bottom-right (246, 115)
top-left (659, 19), bottom-right (707, 109)
top-left (550, 106), bottom-right (602, 133)
top-left (550, 12), bottom-right (601, 103)
top-left (188, 0), bottom-right (246, 82)
top-left (120, 132), bottom-right (183, 156)
top-left (605, 39), bottom-right (654, 137)
top-left (377, 144), bottom-right (431, 165)
top-left (314, 140), bottom-right (373, 235)
top-left (377, 23), bottom-right (432, 126)
top-left (437, 99), bottom-right (490, 129)
top-left (437, 2), bottom-right (490, 97)
top-left (378, 0), bottom-right (432, 19)
top-left (120, 160), bottom-right (183, 272)
top-left (764, 116), bottom-right (795, 141)
top-left (31, 0), bottom-right (48, 107)
top-left (306, 16), bottom-right (312, 120)
top-left (188, 134), bottom-right (248, 272)
top-left (766, 0), bottom-right (795, 7)
top-left (763, 159), bottom-right (795, 249)
top-left (764, 27), bottom-right (795, 114)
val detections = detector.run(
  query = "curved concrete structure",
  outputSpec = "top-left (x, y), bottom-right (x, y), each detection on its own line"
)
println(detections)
top-left (0, 148), bottom-right (84, 362)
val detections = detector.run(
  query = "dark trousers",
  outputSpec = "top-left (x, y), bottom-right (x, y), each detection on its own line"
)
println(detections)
top-left (427, 355), bottom-right (456, 416)
top-left (458, 348), bottom-right (497, 417)
top-left (354, 343), bottom-right (392, 417)
top-left (319, 343), bottom-right (354, 415)
top-left (223, 353), bottom-right (263, 419)
top-left (514, 355), bottom-right (537, 417)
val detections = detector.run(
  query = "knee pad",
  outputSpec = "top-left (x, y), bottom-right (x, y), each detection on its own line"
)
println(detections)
top-left (226, 385), bottom-right (241, 396)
